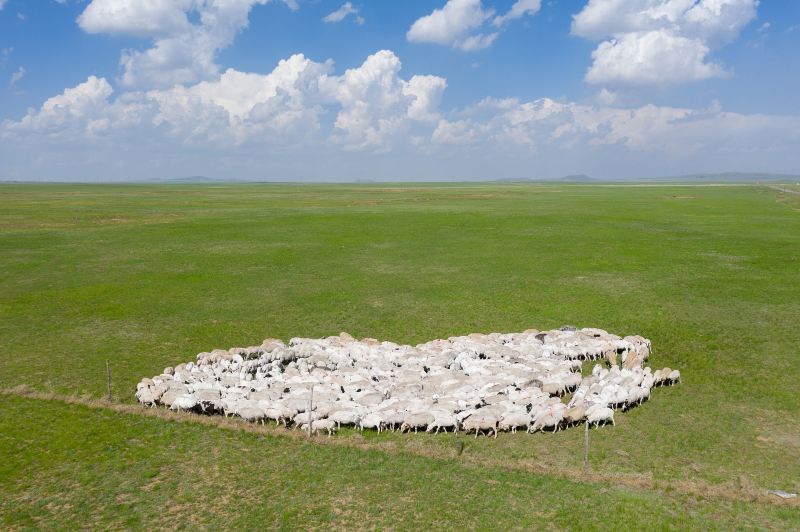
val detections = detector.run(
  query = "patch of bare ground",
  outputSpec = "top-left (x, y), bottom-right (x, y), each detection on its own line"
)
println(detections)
top-left (3, 386), bottom-right (796, 510)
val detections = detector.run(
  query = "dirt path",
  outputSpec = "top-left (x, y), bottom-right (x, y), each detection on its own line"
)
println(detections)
top-left (767, 184), bottom-right (800, 195)
top-left (2, 387), bottom-right (797, 509)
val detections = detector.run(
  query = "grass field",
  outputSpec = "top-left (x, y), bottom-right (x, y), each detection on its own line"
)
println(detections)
top-left (1, 183), bottom-right (799, 529)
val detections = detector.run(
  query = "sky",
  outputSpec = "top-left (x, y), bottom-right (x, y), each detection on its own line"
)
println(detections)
top-left (0, 0), bottom-right (799, 181)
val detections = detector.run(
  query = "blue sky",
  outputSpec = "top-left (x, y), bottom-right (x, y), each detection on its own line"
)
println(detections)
top-left (1, 0), bottom-right (798, 181)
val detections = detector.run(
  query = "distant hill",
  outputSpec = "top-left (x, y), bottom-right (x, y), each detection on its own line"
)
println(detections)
top-left (154, 176), bottom-right (245, 183)
top-left (558, 174), bottom-right (597, 182)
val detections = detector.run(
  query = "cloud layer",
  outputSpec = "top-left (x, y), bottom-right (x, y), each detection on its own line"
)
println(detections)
top-left (2, 47), bottom-right (797, 180)
top-left (1, 51), bottom-right (448, 152)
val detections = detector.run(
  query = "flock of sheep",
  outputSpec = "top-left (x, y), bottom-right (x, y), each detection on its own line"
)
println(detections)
top-left (136, 327), bottom-right (680, 437)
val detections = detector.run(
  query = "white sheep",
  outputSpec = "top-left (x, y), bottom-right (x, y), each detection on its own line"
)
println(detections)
top-left (426, 412), bottom-right (459, 434)
top-left (359, 413), bottom-right (384, 432)
top-left (462, 413), bottom-right (498, 438)
top-left (401, 412), bottom-right (435, 433)
top-left (238, 406), bottom-right (267, 424)
top-left (529, 403), bottom-right (565, 433)
top-left (169, 394), bottom-right (197, 412)
top-left (586, 405), bottom-right (615, 428)
top-left (499, 412), bottom-right (531, 434)
top-left (329, 409), bottom-right (360, 428)
top-left (310, 418), bottom-right (337, 436)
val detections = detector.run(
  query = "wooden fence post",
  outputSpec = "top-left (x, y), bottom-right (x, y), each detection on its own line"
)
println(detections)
top-left (106, 360), bottom-right (112, 401)
top-left (307, 384), bottom-right (314, 438)
top-left (583, 421), bottom-right (589, 473)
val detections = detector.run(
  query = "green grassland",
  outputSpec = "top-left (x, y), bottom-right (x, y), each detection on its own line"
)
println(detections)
top-left (1, 183), bottom-right (799, 529)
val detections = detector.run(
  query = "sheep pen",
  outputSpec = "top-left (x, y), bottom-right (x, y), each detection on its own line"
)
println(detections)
top-left (136, 327), bottom-right (680, 437)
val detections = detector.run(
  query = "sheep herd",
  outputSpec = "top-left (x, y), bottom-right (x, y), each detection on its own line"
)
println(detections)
top-left (136, 327), bottom-right (680, 437)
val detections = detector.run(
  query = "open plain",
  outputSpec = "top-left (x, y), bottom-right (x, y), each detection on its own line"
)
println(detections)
top-left (1, 183), bottom-right (799, 529)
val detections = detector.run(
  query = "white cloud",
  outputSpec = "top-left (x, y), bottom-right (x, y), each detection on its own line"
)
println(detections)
top-left (77, 0), bottom-right (299, 89)
top-left (407, 0), bottom-right (493, 50)
top-left (77, 0), bottom-right (193, 37)
top-left (492, 0), bottom-right (541, 27)
top-left (572, 0), bottom-right (758, 85)
top-left (324, 2), bottom-right (364, 25)
top-left (3, 76), bottom-right (116, 135)
top-left (457, 32), bottom-right (499, 51)
top-left (147, 53), bottom-right (331, 144)
top-left (586, 30), bottom-right (727, 85)
top-left (407, 0), bottom-right (539, 51)
top-left (9, 66), bottom-right (25, 88)
top-left (404, 75), bottom-right (448, 122)
top-left (319, 50), bottom-right (447, 150)
top-left (0, 0), bottom-right (7, 11)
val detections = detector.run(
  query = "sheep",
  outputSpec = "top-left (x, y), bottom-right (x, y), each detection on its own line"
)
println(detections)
top-left (624, 387), bottom-right (647, 410)
top-left (401, 412), bottom-right (435, 433)
top-left (136, 386), bottom-right (157, 407)
top-left (562, 404), bottom-right (586, 427)
top-left (238, 406), bottom-right (267, 424)
top-left (426, 412), bottom-right (459, 434)
top-left (159, 389), bottom-right (183, 408)
top-left (329, 409), bottom-right (360, 428)
top-left (541, 380), bottom-right (567, 396)
top-left (194, 389), bottom-right (221, 412)
top-left (169, 394), bottom-right (198, 412)
top-left (586, 405), bottom-right (615, 428)
top-left (312, 418), bottom-right (337, 436)
top-left (359, 413), bottom-right (384, 432)
top-left (499, 412), bottom-right (531, 434)
top-left (667, 369), bottom-right (681, 385)
top-left (462, 414), bottom-right (498, 438)
top-left (653, 368), bottom-right (672, 386)
top-left (293, 412), bottom-right (314, 427)
top-left (264, 406), bottom-right (292, 427)
top-left (529, 404), bottom-right (565, 433)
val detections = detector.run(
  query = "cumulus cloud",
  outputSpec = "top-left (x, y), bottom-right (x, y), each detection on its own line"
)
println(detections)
top-left (2, 76), bottom-right (116, 136)
top-left (572, 0), bottom-right (758, 85)
top-left (77, 0), bottom-right (299, 89)
top-left (324, 2), bottom-right (364, 25)
top-left (586, 30), bottom-right (727, 85)
top-left (319, 50), bottom-right (447, 150)
top-left (147, 54), bottom-right (332, 144)
top-left (78, 0), bottom-right (194, 37)
top-left (407, 0), bottom-right (539, 51)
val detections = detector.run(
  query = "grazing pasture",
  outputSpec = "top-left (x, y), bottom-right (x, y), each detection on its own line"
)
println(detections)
top-left (1, 183), bottom-right (798, 528)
